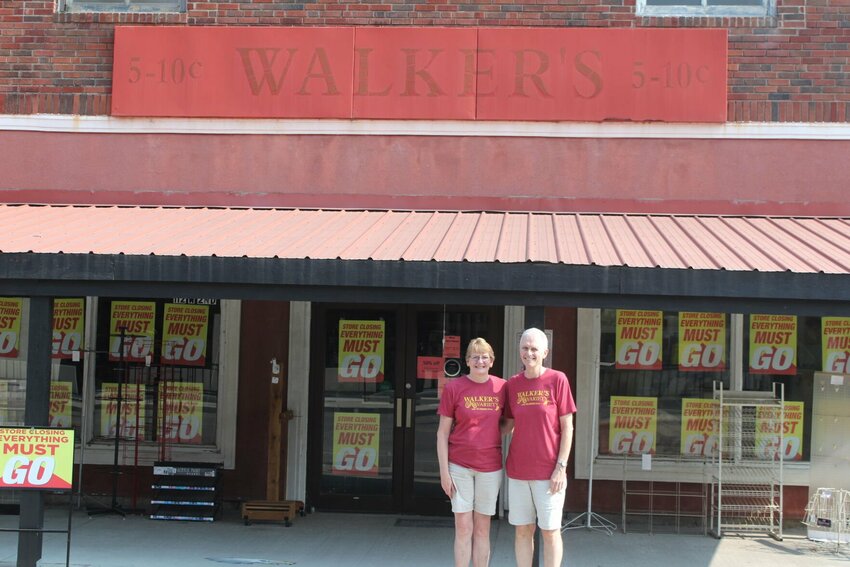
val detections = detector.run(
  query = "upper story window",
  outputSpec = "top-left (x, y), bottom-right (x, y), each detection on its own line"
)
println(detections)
top-left (637, 0), bottom-right (774, 17)
top-left (61, 0), bottom-right (185, 13)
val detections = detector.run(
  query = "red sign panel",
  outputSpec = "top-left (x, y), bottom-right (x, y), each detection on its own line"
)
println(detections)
top-left (112, 27), bottom-right (727, 123)
top-left (352, 27), bottom-right (477, 120)
top-left (476, 28), bottom-right (727, 123)
top-left (113, 27), bottom-right (354, 118)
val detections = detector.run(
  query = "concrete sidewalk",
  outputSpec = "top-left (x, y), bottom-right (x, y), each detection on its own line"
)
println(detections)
top-left (2, 507), bottom-right (849, 567)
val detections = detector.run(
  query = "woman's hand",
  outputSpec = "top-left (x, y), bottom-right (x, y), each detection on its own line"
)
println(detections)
top-left (440, 471), bottom-right (455, 499)
top-left (549, 465), bottom-right (566, 495)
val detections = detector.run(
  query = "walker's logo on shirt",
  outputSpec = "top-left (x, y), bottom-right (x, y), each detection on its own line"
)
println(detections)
top-left (515, 390), bottom-right (552, 406)
top-left (463, 395), bottom-right (501, 411)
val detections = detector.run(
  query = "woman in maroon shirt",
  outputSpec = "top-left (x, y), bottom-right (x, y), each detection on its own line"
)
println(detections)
top-left (437, 338), bottom-right (507, 567)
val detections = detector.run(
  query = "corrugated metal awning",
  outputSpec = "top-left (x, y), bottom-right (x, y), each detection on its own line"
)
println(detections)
top-left (2, 205), bottom-right (848, 273)
top-left (0, 205), bottom-right (848, 313)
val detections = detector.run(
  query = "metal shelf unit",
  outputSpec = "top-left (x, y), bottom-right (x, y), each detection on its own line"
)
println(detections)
top-left (710, 383), bottom-right (784, 540)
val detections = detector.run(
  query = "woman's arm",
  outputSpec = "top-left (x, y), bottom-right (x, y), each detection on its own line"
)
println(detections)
top-left (549, 413), bottom-right (574, 494)
top-left (436, 415), bottom-right (455, 498)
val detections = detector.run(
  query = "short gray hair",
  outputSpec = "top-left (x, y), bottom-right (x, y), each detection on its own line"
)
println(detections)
top-left (520, 327), bottom-right (548, 351)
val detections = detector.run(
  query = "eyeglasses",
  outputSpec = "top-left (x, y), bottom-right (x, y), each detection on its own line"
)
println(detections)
top-left (469, 354), bottom-right (491, 361)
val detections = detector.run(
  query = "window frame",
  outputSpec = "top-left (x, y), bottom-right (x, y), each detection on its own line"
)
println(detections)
top-left (60, 0), bottom-right (186, 14)
top-left (636, 0), bottom-right (775, 18)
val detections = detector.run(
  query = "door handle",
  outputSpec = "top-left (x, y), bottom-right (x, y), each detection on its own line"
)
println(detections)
top-left (396, 399), bottom-right (403, 428)
top-left (406, 398), bottom-right (413, 428)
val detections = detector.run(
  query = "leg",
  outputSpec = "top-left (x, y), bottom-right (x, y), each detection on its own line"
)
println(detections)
top-left (454, 511), bottom-right (474, 567)
top-left (540, 528), bottom-right (563, 567)
top-left (514, 523), bottom-right (536, 567)
top-left (471, 511), bottom-right (492, 567)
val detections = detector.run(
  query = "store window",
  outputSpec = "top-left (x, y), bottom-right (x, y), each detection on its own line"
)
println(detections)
top-left (92, 298), bottom-right (220, 447)
top-left (0, 297), bottom-right (84, 436)
top-left (598, 309), bottom-right (823, 463)
top-left (61, 0), bottom-right (185, 13)
top-left (598, 309), bottom-right (731, 458)
top-left (636, 0), bottom-right (773, 17)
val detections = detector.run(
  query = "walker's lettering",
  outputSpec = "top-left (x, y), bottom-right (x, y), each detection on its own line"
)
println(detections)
top-left (112, 27), bottom-right (727, 122)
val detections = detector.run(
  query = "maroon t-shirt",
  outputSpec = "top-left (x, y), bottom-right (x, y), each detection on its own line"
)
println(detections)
top-left (437, 375), bottom-right (507, 472)
top-left (505, 369), bottom-right (577, 480)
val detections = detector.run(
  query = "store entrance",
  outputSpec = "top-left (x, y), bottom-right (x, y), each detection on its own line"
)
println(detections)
top-left (308, 304), bottom-right (502, 515)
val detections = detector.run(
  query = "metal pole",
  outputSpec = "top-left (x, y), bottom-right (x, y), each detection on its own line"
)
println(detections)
top-left (18, 296), bottom-right (52, 567)
top-left (110, 328), bottom-right (126, 511)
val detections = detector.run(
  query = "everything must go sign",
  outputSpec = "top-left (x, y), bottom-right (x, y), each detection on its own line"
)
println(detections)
top-left (0, 428), bottom-right (75, 490)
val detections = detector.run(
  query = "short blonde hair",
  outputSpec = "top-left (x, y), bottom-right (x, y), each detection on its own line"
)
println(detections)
top-left (465, 337), bottom-right (495, 361)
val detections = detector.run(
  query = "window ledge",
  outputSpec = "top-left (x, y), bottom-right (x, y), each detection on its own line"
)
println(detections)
top-left (80, 441), bottom-right (224, 467)
top-left (56, 11), bottom-right (186, 23)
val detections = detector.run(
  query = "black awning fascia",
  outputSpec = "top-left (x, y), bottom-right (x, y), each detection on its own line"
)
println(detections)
top-left (0, 252), bottom-right (848, 315)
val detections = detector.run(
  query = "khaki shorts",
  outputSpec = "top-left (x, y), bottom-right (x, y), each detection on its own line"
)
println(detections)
top-left (449, 463), bottom-right (502, 515)
top-left (507, 477), bottom-right (567, 531)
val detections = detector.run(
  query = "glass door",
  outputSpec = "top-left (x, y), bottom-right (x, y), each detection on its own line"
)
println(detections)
top-left (309, 304), bottom-right (502, 515)
top-left (402, 307), bottom-right (503, 514)
top-left (310, 306), bottom-right (403, 512)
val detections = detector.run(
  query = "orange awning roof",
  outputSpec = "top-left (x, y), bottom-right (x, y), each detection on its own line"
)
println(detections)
top-left (1, 205), bottom-right (848, 314)
top-left (1, 205), bottom-right (848, 274)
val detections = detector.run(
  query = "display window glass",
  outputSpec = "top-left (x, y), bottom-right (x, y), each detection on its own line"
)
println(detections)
top-left (92, 298), bottom-right (221, 446)
top-left (597, 309), bottom-right (821, 462)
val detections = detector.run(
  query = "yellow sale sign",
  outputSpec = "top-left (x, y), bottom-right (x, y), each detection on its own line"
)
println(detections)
top-left (161, 304), bottom-right (209, 366)
top-left (749, 314), bottom-right (797, 375)
top-left (755, 401), bottom-right (805, 461)
top-left (0, 428), bottom-right (75, 490)
top-left (109, 301), bottom-right (156, 363)
top-left (609, 396), bottom-right (657, 455)
top-left (51, 298), bottom-right (85, 359)
top-left (100, 383), bottom-right (145, 440)
top-left (680, 399), bottom-right (719, 457)
top-left (822, 317), bottom-right (850, 374)
top-left (679, 312), bottom-right (726, 372)
top-left (615, 310), bottom-right (662, 370)
top-left (49, 382), bottom-right (73, 428)
top-left (332, 412), bottom-right (380, 476)
top-left (156, 382), bottom-right (203, 444)
top-left (0, 297), bottom-right (23, 358)
top-left (338, 320), bottom-right (385, 383)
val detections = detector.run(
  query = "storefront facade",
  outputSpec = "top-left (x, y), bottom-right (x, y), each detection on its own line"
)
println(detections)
top-left (2, 0), bottom-right (850, 548)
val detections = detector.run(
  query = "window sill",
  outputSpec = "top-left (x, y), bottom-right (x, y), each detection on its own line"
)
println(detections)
top-left (56, 11), bottom-right (187, 24)
top-left (79, 441), bottom-right (224, 467)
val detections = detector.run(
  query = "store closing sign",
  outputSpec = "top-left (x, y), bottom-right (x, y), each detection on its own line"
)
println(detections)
top-left (157, 382), bottom-right (203, 444)
top-left (755, 401), bottom-right (805, 461)
top-left (0, 428), bottom-right (75, 490)
top-left (52, 298), bottom-right (84, 359)
top-left (615, 310), bottom-right (663, 370)
top-left (161, 303), bottom-right (210, 366)
top-left (0, 297), bottom-right (23, 358)
top-left (332, 412), bottom-right (380, 476)
top-left (338, 320), bottom-right (385, 383)
top-left (609, 396), bottom-right (657, 455)
top-left (678, 312), bottom-right (726, 372)
top-left (822, 317), bottom-right (850, 374)
top-left (109, 300), bottom-right (156, 363)
top-left (749, 314), bottom-right (797, 375)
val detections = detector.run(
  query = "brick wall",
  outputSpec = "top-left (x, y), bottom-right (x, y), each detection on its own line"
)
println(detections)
top-left (2, 0), bottom-right (849, 121)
